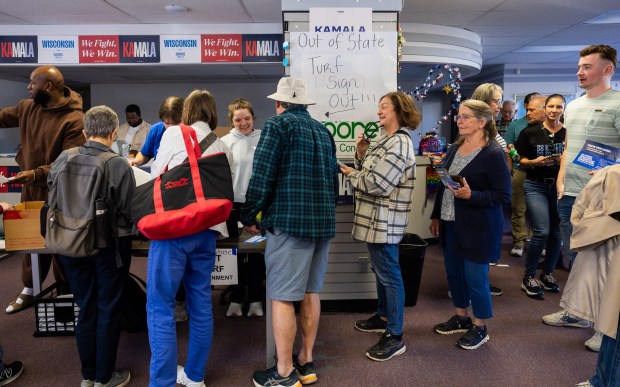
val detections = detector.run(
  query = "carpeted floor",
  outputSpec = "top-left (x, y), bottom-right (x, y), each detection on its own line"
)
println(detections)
top-left (0, 231), bottom-right (598, 386)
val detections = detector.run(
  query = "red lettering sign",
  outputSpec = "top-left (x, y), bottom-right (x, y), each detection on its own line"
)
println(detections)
top-left (201, 34), bottom-right (242, 62)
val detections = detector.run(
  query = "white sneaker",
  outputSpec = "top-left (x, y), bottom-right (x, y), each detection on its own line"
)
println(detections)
top-left (510, 245), bottom-right (524, 257)
top-left (226, 302), bottom-right (242, 317)
top-left (94, 370), bottom-right (130, 387)
top-left (576, 381), bottom-right (593, 386)
top-left (585, 331), bottom-right (603, 352)
top-left (542, 310), bottom-right (590, 328)
top-left (247, 302), bottom-right (264, 317)
top-left (177, 365), bottom-right (206, 387)
top-left (174, 301), bottom-right (188, 322)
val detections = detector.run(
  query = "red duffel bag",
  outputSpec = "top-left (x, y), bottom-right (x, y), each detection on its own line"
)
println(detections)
top-left (130, 124), bottom-right (233, 240)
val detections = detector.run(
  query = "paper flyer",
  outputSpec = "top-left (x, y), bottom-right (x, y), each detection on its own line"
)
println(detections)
top-left (244, 235), bottom-right (267, 244)
top-left (572, 140), bottom-right (620, 170)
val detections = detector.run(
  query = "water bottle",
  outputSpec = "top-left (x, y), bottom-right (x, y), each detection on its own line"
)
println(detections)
top-left (509, 147), bottom-right (520, 163)
top-left (94, 196), bottom-right (112, 248)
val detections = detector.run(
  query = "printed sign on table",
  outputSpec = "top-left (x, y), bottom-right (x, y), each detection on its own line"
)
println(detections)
top-left (242, 34), bottom-right (283, 62)
top-left (160, 35), bottom-right (201, 63)
top-left (38, 36), bottom-right (79, 63)
top-left (119, 35), bottom-right (160, 63)
top-left (0, 36), bottom-right (38, 63)
top-left (79, 35), bottom-right (119, 63)
top-left (212, 248), bottom-right (238, 285)
top-left (573, 139), bottom-right (620, 170)
top-left (201, 34), bottom-right (242, 62)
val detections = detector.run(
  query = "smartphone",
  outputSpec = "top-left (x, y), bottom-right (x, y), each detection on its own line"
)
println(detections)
top-left (337, 160), bottom-right (347, 168)
top-left (549, 153), bottom-right (561, 159)
top-left (451, 175), bottom-right (464, 187)
top-left (436, 167), bottom-right (461, 190)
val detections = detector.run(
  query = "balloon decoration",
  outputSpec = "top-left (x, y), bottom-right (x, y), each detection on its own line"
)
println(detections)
top-left (400, 64), bottom-right (462, 196)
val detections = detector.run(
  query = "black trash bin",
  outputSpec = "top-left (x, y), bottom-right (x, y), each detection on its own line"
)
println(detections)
top-left (399, 233), bottom-right (428, 307)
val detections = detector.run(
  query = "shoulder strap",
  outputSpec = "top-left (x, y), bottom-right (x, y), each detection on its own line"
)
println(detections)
top-left (198, 131), bottom-right (218, 154)
top-left (182, 131), bottom-right (218, 163)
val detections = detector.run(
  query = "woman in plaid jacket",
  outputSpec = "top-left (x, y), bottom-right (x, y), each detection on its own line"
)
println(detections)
top-left (340, 91), bottom-right (419, 362)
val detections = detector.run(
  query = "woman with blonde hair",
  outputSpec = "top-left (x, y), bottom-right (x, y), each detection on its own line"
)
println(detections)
top-left (221, 98), bottom-right (265, 318)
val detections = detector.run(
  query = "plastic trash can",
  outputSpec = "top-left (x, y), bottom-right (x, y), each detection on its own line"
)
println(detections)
top-left (399, 233), bottom-right (428, 307)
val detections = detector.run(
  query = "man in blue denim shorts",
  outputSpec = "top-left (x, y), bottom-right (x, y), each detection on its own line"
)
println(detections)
top-left (241, 77), bottom-right (338, 387)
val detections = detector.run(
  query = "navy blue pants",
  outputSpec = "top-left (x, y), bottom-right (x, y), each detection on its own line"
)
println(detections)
top-left (60, 237), bottom-right (131, 384)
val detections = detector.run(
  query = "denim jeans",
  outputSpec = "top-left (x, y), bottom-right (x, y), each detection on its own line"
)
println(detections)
top-left (367, 243), bottom-right (404, 336)
top-left (147, 229), bottom-right (217, 386)
top-left (558, 195), bottom-right (578, 263)
top-left (0, 342), bottom-right (4, 373)
top-left (590, 316), bottom-right (620, 387)
top-left (523, 180), bottom-right (562, 277)
top-left (59, 237), bottom-right (132, 383)
top-left (442, 221), bottom-right (493, 319)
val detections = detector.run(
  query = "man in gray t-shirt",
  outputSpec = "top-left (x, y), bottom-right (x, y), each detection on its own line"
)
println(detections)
top-left (543, 44), bottom-right (620, 356)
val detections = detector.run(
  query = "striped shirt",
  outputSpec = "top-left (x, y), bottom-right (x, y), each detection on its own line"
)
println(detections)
top-left (348, 130), bottom-right (415, 244)
top-left (241, 107), bottom-right (337, 241)
top-left (564, 89), bottom-right (620, 197)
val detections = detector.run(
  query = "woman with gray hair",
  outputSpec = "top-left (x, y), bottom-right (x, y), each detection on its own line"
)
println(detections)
top-left (429, 100), bottom-right (511, 350)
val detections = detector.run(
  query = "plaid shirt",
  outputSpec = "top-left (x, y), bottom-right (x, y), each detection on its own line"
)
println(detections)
top-left (348, 130), bottom-right (415, 244)
top-left (241, 107), bottom-right (337, 241)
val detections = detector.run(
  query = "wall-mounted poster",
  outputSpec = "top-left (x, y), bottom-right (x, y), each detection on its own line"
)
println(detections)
top-left (0, 36), bottom-right (38, 63)
top-left (79, 35), bottom-right (119, 63)
top-left (160, 35), bottom-right (201, 63)
top-left (38, 36), bottom-right (79, 64)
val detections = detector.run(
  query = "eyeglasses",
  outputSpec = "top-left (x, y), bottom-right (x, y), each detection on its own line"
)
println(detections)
top-left (454, 114), bottom-right (477, 122)
top-left (491, 98), bottom-right (502, 105)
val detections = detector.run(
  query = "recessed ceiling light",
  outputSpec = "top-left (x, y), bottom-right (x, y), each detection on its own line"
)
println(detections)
top-left (583, 10), bottom-right (620, 24)
top-left (165, 4), bottom-right (189, 12)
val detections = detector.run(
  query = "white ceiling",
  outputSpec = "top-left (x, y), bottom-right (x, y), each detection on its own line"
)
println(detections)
top-left (0, 0), bottom-right (618, 85)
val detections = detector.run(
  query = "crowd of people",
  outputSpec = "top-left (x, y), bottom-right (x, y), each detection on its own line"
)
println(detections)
top-left (0, 43), bottom-right (618, 386)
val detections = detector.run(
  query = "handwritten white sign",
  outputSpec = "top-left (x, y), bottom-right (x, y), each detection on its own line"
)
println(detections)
top-left (290, 31), bottom-right (397, 157)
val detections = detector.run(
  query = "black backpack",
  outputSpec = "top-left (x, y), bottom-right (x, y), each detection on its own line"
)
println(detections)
top-left (120, 273), bottom-right (148, 333)
top-left (44, 147), bottom-right (119, 257)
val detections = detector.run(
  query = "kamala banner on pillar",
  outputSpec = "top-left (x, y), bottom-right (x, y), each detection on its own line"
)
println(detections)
top-left (289, 31), bottom-right (397, 157)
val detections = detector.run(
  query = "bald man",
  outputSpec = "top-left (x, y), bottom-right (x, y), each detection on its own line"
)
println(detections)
top-left (0, 66), bottom-right (85, 314)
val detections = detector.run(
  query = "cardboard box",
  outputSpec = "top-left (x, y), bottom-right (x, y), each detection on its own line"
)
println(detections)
top-left (3, 201), bottom-right (46, 251)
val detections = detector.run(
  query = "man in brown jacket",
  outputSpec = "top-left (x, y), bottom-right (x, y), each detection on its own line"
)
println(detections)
top-left (0, 65), bottom-right (85, 314)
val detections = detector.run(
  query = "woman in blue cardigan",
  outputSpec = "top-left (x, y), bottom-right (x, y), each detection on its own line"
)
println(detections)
top-left (429, 99), bottom-right (511, 350)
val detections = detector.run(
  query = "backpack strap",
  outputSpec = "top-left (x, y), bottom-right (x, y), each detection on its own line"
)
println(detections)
top-left (87, 148), bottom-right (124, 268)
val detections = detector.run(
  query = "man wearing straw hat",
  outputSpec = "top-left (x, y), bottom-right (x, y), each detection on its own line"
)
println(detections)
top-left (242, 77), bottom-right (338, 387)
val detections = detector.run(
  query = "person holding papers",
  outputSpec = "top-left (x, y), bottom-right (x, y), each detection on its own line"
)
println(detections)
top-left (429, 100), bottom-right (511, 350)
top-left (515, 94), bottom-right (566, 297)
top-left (542, 44), bottom-right (620, 353)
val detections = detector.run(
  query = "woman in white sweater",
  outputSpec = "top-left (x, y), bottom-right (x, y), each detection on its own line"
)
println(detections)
top-left (221, 99), bottom-right (265, 318)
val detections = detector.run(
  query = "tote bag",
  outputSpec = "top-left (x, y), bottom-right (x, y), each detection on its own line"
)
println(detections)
top-left (130, 125), bottom-right (233, 240)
